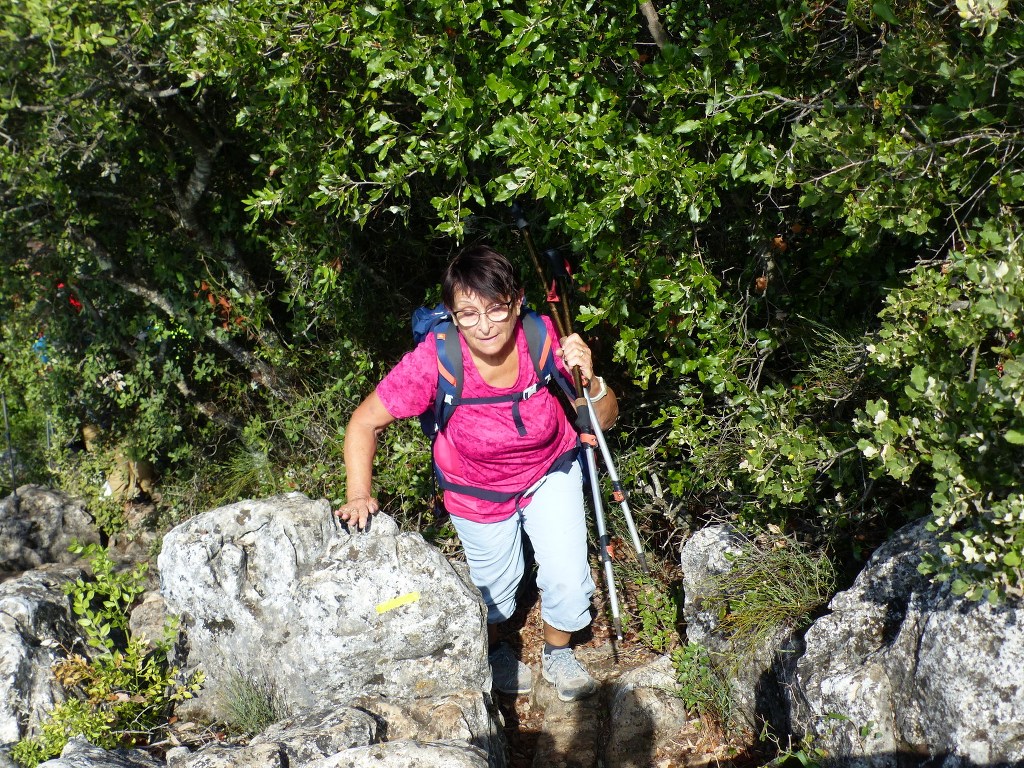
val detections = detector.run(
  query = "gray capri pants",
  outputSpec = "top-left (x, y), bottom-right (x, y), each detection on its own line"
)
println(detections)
top-left (449, 462), bottom-right (596, 632)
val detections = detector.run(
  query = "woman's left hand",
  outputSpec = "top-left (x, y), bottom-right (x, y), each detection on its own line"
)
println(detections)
top-left (558, 333), bottom-right (595, 384)
top-left (558, 332), bottom-right (618, 429)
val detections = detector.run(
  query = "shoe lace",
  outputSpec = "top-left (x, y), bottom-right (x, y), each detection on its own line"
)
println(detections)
top-left (546, 649), bottom-right (584, 678)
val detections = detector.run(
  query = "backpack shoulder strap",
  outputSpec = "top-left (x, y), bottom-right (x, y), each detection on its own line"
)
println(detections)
top-left (521, 308), bottom-right (574, 400)
top-left (433, 320), bottom-right (464, 434)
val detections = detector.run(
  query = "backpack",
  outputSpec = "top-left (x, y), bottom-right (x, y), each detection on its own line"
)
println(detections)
top-left (410, 303), bottom-right (576, 502)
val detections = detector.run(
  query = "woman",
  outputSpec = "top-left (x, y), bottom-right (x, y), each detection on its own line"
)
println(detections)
top-left (334, 245), bottom-right (618, 701)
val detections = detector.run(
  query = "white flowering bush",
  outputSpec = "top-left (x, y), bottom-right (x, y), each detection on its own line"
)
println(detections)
top-left (855, 226), bottom-right (1024, 601)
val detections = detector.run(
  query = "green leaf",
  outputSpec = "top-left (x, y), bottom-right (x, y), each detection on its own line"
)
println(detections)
top-left (872, 2), bottom-right (899, 25)
top-left (910, 365), bottom-right (927, 391)
top-left (730, 151), bottom-right (747, 179)
top-left (1005, 430), bottom-right (1024, 445)
top-left (673, 120), bottom-right (702, 135)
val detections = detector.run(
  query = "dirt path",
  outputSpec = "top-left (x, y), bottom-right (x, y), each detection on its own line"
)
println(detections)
top-left (493, 572), bottom-right (757, 768)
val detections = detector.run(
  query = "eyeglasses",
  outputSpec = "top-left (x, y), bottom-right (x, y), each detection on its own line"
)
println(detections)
top-left (452, 300), bottom-right (514, 328)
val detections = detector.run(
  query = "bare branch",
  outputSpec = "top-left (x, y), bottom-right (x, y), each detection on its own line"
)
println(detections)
top-left (638, 1), bottom-right (669, 49)
top-left (72, 230), bottom-right (292, 403)
top-left (172, 379), bottom-right (243, 434)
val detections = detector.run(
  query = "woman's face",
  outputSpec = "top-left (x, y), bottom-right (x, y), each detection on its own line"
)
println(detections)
top-left (450, 288), bottom-right (521, 363)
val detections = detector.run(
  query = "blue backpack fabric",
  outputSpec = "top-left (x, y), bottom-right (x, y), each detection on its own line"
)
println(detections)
top-left (410, 303), bottom-right (576, 503)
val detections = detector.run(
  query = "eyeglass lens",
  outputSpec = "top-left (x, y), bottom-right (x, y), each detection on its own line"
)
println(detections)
top-left (455, 303), bottom-right (510, 327)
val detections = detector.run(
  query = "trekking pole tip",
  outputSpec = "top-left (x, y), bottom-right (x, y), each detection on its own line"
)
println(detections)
top-left (612, 618), bottom-right (624, 642)
top-left (638, 552), bottom-right (651, 576)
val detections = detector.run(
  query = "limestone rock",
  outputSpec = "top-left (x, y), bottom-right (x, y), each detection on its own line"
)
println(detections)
top-left (37, 737), bottom-right (163, 768)
top-left (530, 683), bottom-right (602, 768)
top-left (346, 693), bottom-right (504, 761)
top-left (250, 705), bottom-right (379, 762)
top-left (679, 524), bottom-right (792, 731)
top-left (678, 524), bottom-right (744, 647)
top-left (168, 737), bottom-right (488, 768)
top-left (605, 655), bottom-right (693, 768)
top-left (128, 592), bottom-right (169, 648)
top-left (166, 742), bottom-right (288, 768)
top-left (0, 564), bottom-right (83, 745)
top-left (168, 697), bottom-right (505, 768)
top-left (0, 487), bottom-right (98, 573)
top-left (306, 740), bottom-right (489, 768)
top-left (790, 517), bottom-right (1024, 767)
top-left (157, 494), bottom-right (489, 719)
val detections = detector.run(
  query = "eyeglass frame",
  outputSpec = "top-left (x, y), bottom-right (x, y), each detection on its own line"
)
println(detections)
top-left (451, 299), bottom-right (515, 328)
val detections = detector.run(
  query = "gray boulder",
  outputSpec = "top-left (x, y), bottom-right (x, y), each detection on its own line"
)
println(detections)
top-left (679, 524), bottom-right (744, 647)
top-left (679, 524), bottom-right (793, 731)
top-left (250, 705), bottom-right (379, 763)
top-left (157, 491), bottom-right (493, 723)
top-left (168, 695), bottom-right (505, 768)
top-left (166, 742), bottom-right (290, 768)
top-left (0, 487), bottom-right (98, 573)
top-left (306, 740), bottom-right (489, 768)
top-left (604, 655), bottom-right (693, 768)
top-left (0, 564), bottom-right (83, 746)
top-left (128, 592), bottom-right (169, 648)
top-left (37, 737), bottom-right (162, 768)
top-left (790, 517), bottom-right (1024, 767)
top-left (344, 692), bottom-right (503, 760)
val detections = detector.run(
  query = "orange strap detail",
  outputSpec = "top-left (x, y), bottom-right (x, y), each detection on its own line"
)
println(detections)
top-left (538, 333), bottom-right (552, 369)
top-left (437, 357), bottom-right (458, 387)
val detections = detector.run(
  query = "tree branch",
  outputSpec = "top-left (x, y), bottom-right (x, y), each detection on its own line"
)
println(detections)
top-left (639, 2), bottom-right (669, 49)
top-left (73, 230), bottom-right (292, 403)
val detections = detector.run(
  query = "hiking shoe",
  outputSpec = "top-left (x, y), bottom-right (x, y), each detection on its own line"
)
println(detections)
top-left (488, 643), bottom-right (532, 695)
top-left (542, 647), bottom-right (598, 702)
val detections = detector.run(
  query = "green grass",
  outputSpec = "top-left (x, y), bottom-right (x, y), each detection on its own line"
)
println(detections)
top-left (222, 672), bottom-right (290, 736)
top-left (705, 534), bottom-right (836, 656)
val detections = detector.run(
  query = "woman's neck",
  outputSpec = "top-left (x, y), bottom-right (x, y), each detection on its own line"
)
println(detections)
top-left (466, 338), bottom-right (520, 388)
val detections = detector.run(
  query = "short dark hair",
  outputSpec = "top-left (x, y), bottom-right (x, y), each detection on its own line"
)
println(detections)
top-left (441, 246), bottom-right (520, 309)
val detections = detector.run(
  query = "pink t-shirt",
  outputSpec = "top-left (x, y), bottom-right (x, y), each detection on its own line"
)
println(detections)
top-left (376, 315), bottom-right (577, 523)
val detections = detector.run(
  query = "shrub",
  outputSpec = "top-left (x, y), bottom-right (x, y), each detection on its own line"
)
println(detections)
top-left (631, 577), bottom-right (681, 655)
top-left (856, 233), bottom-right (1024, 601)
top-left (671, 642), bottom-right (733, 732)
top-left (12, 544), bottom-right (203, 767)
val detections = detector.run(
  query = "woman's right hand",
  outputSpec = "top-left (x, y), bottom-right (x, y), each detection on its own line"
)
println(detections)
top-left (337, 392), bottom-right (396, 531)
top-left (333, 495), bottom-right (379, 531)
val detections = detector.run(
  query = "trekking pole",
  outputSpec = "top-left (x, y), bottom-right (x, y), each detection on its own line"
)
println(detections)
top-left (513, 205), bottom-right (623, 640)
top-left (513, 206), bottom-right (650, 575)
top-left (581, 421), bottom-right (624, 641)
top-left (513, 206), bottom-right (569, 341)
top-left (545, 258), bottom-right (651, 576)
top-left (542, 249), bottom-right (650, 576)
top-left (586, 392), bottom-right (650, 574)
top-left (2, 393), bottom-right (18, 508)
